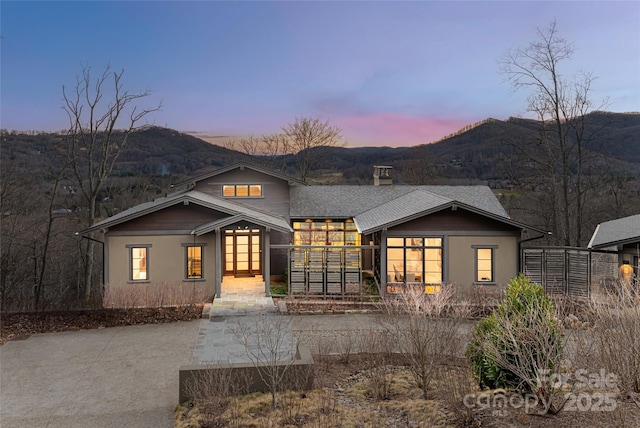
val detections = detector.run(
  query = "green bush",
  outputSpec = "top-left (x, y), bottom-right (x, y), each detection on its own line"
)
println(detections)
top-left (466, 275), bottom-right (561, 391)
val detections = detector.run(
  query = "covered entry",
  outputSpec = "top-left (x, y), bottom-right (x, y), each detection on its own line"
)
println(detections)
top-left (224, 229), bottom-right (261, 277)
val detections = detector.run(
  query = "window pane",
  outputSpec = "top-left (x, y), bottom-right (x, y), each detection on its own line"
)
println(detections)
top-left (131, 248), bottom-right (147, 280)
top-left (425, 238), bottom-right (442, 247)
top-left (387, 237), bottom-right (404, 247)
top-left (345, 231), bottom-right (359, 245)
top-left (327, 223), bottom-right (344, 245)
top-left (222, 185), bottom-right (235, 197)
top-left (388, 248), bottom-right (404, 282)
top-left (187, 246), bottom-right (202, 278)
top-left (249, 185), bottom-right (262, 197)
top-left (235, 185), bottom-right (249, 197)
top-left (408, 238), bottom-right (423, 247)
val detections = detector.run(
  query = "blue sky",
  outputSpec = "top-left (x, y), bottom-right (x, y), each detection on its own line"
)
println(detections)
top-left (2, 1), bottom-right (639, 147)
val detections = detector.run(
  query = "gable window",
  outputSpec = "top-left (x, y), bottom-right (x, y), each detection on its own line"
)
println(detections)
top-left (183, 244), bottom-right (205, 279)
top-left (387, 237), bottom-right (442, 285)
top-left (222, 184), bottom-right (262, 197)
top-left (474, 246), bottom-right (495, 283)
top-left (127, 245), bottom-right (151, 281)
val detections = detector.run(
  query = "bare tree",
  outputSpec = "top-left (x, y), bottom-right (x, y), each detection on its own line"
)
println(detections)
top-left (282, 116), bottom-right (345, 181)
top-left (63, 65), bottom-right (160, 300)
top-left (500, 21), bottom-right (609, 246)
top-left (223, 133), bottom-right (291, 171)
top-left (231, 313), bottom-right (297, 409)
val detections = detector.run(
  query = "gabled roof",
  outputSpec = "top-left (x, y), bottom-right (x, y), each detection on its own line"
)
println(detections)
top-left (176, 162), bottom-right (308, 188)
top-left (354, 190), bottom-right (451, 234)
top-left (290, 184), bottom-right (546, 234)
top-left (587, 214), bottom-right (640, 249)
top-left (81, 190), bottom-right (291, 234)
top-left (289, 185), bottom-right (509, 219)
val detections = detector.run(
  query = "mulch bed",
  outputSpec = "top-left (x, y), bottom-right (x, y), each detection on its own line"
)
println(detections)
top-left (0, 304), bottom-right (204, 346)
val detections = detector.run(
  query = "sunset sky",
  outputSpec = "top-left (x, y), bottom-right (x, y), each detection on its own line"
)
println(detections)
top-left (2, 1), bottom-right (639, 147)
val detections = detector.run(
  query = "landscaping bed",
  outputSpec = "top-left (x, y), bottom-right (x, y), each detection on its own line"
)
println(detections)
top-left (0, 304), bottom-right (204, 345)
top-left (176, 353), bottom-right (640, 428)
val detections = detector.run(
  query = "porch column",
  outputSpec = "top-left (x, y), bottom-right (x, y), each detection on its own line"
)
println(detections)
top-left (215, 227), bottom-right (222, 298)
top-left (264, 228), bottom-right (271, 296)
top-left (380, 229), bottom-right (387, 296)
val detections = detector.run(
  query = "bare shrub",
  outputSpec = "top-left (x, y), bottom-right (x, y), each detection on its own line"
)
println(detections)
top-left (589, 282), bottom-right (640, 399)
top-left (182, 366), bottom-right (250, 428)
top-left (312, 333), bottom-right (336, 378)
top-left (231, 313), bottom-right (297, 409)
top-left (103, 281), bottom-right (208, 308)
top-left (281, 364), bottom-right (314, 425)
top-left (438, 364), bottom-right (480, 427)
top-left (337, 330), bottom-right (356, 365)
top-left (357, 328), bottom-right (395, 400)
top-left (380, 284), bottom-right (466, 399)
top-left (457, 282), bottom-right (506, 317)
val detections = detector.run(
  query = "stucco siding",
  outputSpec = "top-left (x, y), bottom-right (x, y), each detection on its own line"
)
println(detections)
top-left (106, 233), bottom-right (216, 296)
top-left (448, 235), bottom-right (518, 287)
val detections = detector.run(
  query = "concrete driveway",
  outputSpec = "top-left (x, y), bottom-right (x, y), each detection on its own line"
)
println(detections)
top-left (0, 320), bottom-right (201, 428)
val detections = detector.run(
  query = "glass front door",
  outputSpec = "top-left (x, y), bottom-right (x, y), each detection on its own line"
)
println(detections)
top-left (224, 229), bottom-right (261, 276)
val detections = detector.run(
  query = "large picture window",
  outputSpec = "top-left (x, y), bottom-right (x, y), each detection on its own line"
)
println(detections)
top-left (387, 237), bottom-right (442, 284)
top-left (127, 245), bottom-right (151, 281)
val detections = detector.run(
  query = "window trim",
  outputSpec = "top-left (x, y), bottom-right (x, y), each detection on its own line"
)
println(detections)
top-left (182, 243), bottom-right (207, 281)
top-left (473, 245), bottom-right (497, 285)
top-left (126, 244), bottom-right (152, 283)
top-left (222, 184), bottom-right (263, 198)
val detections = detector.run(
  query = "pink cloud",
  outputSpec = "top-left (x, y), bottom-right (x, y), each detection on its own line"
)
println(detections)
top-left (332, 113), bottom-right (474, 147)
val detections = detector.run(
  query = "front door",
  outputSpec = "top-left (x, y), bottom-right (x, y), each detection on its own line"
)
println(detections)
top-left (224, 229), bottom-right (261, 276)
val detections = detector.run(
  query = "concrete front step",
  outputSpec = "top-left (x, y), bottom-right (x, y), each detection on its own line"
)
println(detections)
top-left (210, 275), bottom-right (276, 317)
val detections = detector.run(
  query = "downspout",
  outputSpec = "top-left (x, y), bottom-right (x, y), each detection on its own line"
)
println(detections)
top-left (76, 233), bottom-right (106, 285)
top-left (518, 231), bottom-right (552, 273)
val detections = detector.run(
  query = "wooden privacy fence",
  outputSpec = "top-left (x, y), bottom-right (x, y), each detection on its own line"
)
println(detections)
top-left (522, 247), bottom-right (591, 298)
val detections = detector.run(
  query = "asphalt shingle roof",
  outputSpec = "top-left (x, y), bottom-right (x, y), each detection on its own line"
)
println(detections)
top-left (588, 214), bottom-right (640, 249)
top-left (289, 185), bottom-right (509, 219)
top-left (354, 190), bottom-right (452, 234)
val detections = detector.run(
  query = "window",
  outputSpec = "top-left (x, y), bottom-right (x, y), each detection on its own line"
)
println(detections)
top-left (127, 245), bottom-right (151, 281)
top-left (387, 237), bottom-right (442, 284)
top-left (222, 184), bottom-right (262, 197)
top-left (184, 245), bottom-right (204, 279)
top-left (475, 247), bottom-right (495, 283)
top-left (293, 220), bottom-right (361, 246)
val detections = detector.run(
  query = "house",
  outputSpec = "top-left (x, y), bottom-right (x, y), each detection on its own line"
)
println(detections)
top-left (588, 214), bottom-right (640, 280)
top-left (81, 163), bottom-right (545, 300)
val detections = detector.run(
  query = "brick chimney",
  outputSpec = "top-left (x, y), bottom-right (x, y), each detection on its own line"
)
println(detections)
top-left (373, 166), bottom-right (393, 186)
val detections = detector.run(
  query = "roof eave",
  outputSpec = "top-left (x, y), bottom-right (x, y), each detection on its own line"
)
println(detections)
top-left (175, 162), bottom-right (308, 188)
top-left (357, 201), bottom-right (548, 235)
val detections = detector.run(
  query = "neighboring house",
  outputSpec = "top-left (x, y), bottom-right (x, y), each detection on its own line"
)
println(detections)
top-left (588, 214), bottom-right (640, 279)
top-left (81, 163), bottom-right (545, 299)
